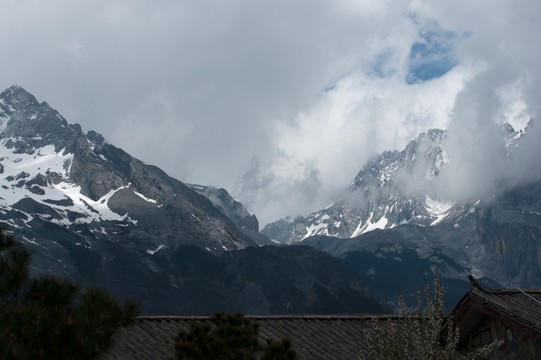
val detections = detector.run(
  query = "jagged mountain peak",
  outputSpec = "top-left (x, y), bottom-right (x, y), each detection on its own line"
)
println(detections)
top-left (0, 86), bottom-right (255, 265)
top-left (500, 120), bottom-right (531, 157)
top-left (262, 128), bottom-right (452, 244)
top-left (403, 128), bottom-right (446, 154)
top-left (264, 122), bottom-right (541, 295)
top-left (0, 85), bottom-right (40, 109)
top-left (352, 128), bottom-right (446, 190)
top-left (263, 119), bottom-right (537, 274)
top-left (187, 184), bottom-right (259, 233)
top-left (0, 85), bottom-right (82, 156)
top-left (0, 86), bottom-right (381, 315)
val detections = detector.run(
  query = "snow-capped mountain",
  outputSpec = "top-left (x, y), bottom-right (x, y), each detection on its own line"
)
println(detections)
top-left (303, 177), bottom-right (541, 304)
top-left (3, 84), bottom-right (537, 313)
top-left (0, 85), bottom-right (378, 315)
top-left (0, 85), bottom-right (254, 258)
top-left (262, 123), bottom-right (529, 244)
top-left (264, 121), bottom-right (541, 294)
top-left (187, 183), bottom-right (275, 246)
top-left (263, 129), bottom-right (453, 243)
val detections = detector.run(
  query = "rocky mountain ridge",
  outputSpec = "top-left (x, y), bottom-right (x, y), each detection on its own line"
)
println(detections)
top-left (262, 129), bottom-right (452, 243)
top-left (187, 183), bottom-right (272, 245)
top-left (301, 178), bottom-right (541, 306)
top-left (2, 85), bottom-right (539, 314)
top-left (0, 85), bottom-right (376, 314)
top-left (0, 85), bottom-right (255, 257)
top-left (262, 117), bottom-right (541, 296)
top-left (262, 121), bottom-right (529, 245)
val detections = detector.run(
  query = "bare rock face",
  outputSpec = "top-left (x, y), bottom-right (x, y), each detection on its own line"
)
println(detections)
top-left (0, 85), bottom-right (378, 315)
top-left (475, 182), bottom-right (541, 286)
top-left (0, 86), bottom-right (255, 257)
top-left (265, 119), bottom-right (541, 295)
top-left (3, 85), bottom-right (539, 314)
top-left (187, 184), bottom-right (259, 233)
top-left (263, 129), bottom-right (449, 243)
top-left (0, 85), bottom-right (255, 310)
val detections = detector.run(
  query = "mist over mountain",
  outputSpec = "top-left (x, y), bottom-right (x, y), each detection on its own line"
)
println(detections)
top-left (263, 129), bottom-right (450, 243)
top-left (263, 116), bottom-right (535, 242)
top-left (263, 119), bottom-right (541, 303)
top-left (186, 183), bottom-right (272, 245)
top-left (0, 85), bottom-right (377, 314)
top-left (0, 85), bottom-right (255, 256)
top-left (2, 0), bottom-right (541, 318)
top-left (1, 84), bottom-right (540, 315)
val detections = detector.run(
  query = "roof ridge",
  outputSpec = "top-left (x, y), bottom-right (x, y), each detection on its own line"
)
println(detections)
top-left (468, 274), bottom-right (486, 290)
top-left (135, 314), bottom-right (406, 321)
top-left (473, 287), bottom-right (541, 295)
top-left (469, 275), bottom-right (541, 295)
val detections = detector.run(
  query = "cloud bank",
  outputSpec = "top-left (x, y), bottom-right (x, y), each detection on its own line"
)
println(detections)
top-left (0, 1), bottom-right (539, 224)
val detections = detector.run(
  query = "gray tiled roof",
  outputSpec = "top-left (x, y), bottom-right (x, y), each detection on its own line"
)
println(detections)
top-left (102, 278), bottom-right (541, 359)
top-left (454, 276), bottom-right (541, 339)
top-left (101, 315), bottom-right (380, 360)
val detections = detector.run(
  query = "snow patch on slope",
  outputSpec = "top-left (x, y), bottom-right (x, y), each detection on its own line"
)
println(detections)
top-left (146, 244), bottom-right (166, 255)
top-left (425, 195), bottom-right (454, 225)
top-left (301, 214), bottom-right (330, 240)
top-left (0, 143), bottom-right (71, 176)
top-left (351, 211), bottom-right (389, 238)
top-left (133, 189), bottom-right (161, 207)
top-left (50, 183), bottom-right (134, 225)
top-left (0, 141), bottom-right (136, 226)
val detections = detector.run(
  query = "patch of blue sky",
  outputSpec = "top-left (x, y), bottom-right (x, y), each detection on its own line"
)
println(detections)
top-left (370, 48), bottom-right (397, 79)
top-left (319, 70), bottom-right (353, 96)
top-left (406, 26), bottom-right (459, 84)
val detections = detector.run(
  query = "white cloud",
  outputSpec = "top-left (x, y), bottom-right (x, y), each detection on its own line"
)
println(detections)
top-left (239, 61), bottom-right (479, 223)
top-left (0, 0), bottom-right (540, 225)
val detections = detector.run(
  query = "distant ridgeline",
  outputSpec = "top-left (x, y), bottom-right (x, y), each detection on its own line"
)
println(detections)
top-left (1, 85), bottom-right (540, 315)
top-left (0, 85), bottom-right (376, 314)
top-left (262, 116), bottom-right (541, 306)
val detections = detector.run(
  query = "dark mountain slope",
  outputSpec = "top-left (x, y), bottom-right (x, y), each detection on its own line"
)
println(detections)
top-left (0, 85), bottom-right (376, 314)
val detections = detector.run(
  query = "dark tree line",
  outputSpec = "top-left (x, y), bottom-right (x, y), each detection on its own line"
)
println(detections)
top-left (0, 229), bottom-right (296, 360)
top-left (173, 312), bottom-right (296, 360)
top-left (0, 229), bottom-right (139, 359)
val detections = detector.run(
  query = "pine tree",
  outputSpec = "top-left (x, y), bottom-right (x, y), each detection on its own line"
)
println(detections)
top-left (0, 229), bottom-right (140, 359)
top-left (359, 276), bottom-right (501, 360)
top-left (173, 312), bottom-right (296, 360)
top-left (0, 229), bottom-right (31, 305)
top-left (261, 338), bottom-right (296, 360)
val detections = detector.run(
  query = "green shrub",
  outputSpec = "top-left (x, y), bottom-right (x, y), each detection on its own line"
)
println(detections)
top-left (359, 276), bottom-right (501, 360)
top-left (173, 312), bottom-right (296, 360)
top-left (0, 229), bottom-right (139, 359)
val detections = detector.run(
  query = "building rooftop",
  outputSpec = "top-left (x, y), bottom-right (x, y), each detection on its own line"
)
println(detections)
top-left (101, 314), bottom-right (386, 360)
top-left (453, 276), bottom-right (541, 341)
top-left (101, 277), bottom-right (541, 359)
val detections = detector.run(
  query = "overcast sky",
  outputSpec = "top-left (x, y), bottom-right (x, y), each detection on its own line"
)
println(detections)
top-left (1, 1), bottom-right (539, 225)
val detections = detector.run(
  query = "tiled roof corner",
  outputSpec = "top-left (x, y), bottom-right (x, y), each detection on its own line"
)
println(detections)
top-left (455, 276), bottom-right (541, 340)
